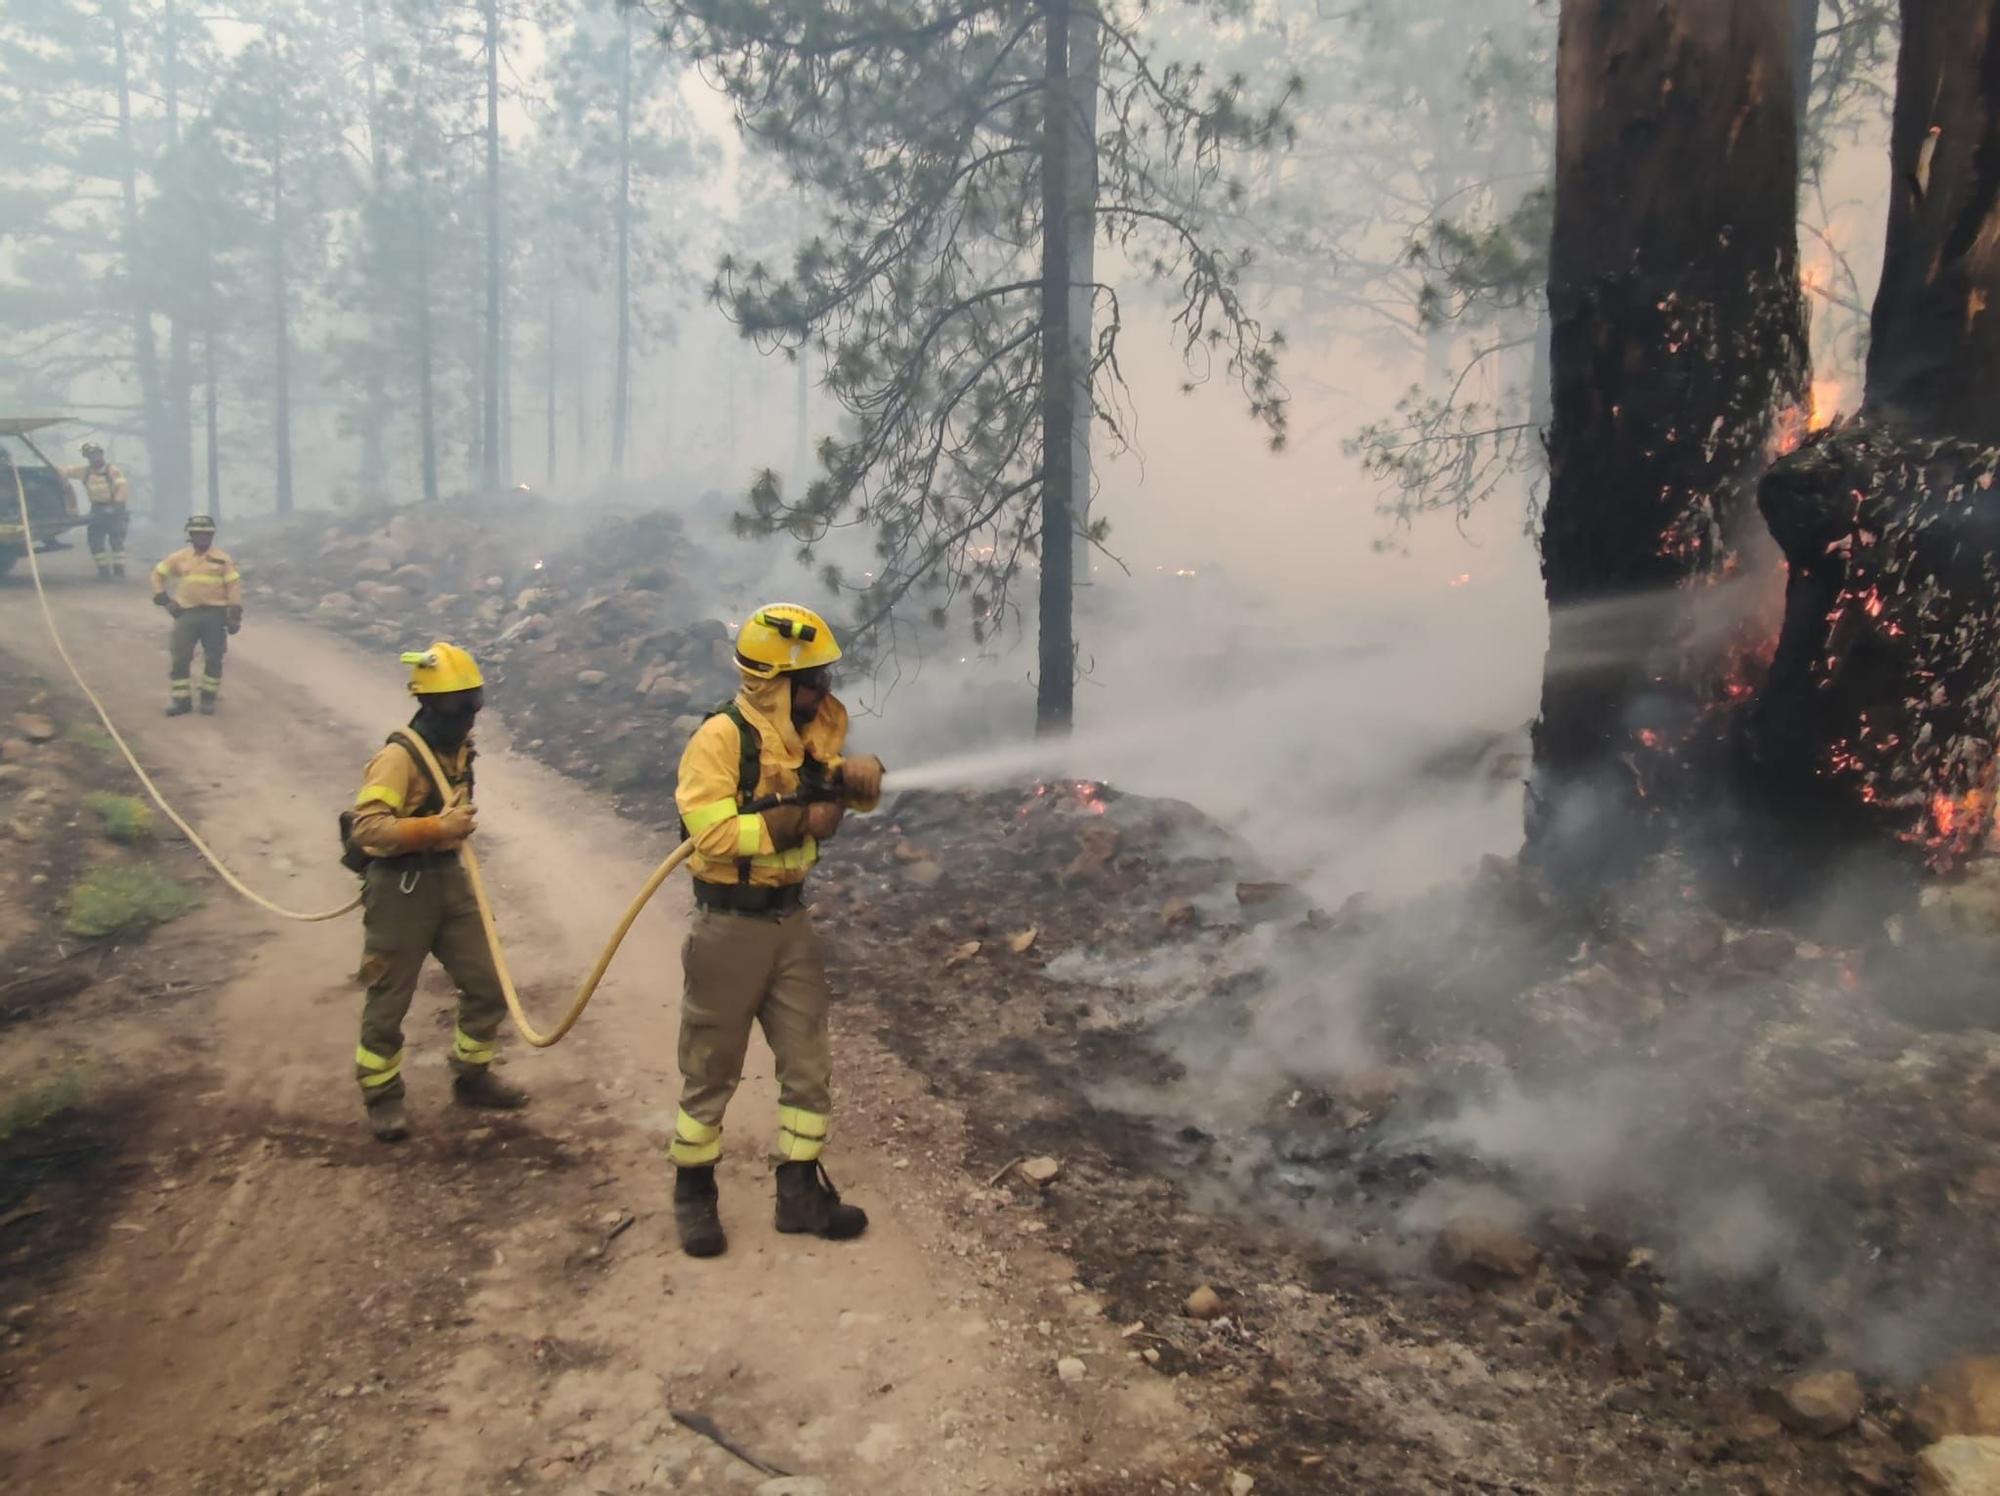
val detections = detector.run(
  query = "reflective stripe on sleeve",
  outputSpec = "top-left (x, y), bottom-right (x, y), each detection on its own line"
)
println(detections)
top-left (683, 798), bottom-right (739, 833)
top-left (356, 784), bottom-right (404, 811)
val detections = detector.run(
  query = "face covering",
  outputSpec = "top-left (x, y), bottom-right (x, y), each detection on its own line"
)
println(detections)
top-left (411, 690), bottom-right (482, 753)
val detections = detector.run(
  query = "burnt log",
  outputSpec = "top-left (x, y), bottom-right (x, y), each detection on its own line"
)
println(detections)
top-left (1749, 423), bottom-right (2000, 867)
top-left (1530, 0), bottom-right (1807, 871)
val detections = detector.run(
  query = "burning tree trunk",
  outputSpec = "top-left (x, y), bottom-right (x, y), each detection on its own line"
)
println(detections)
top-left (1865, 0), bottom-right (2000, 441)
top-left (1529, 0), bottom-right (1808, 868)
top-left (1748, 0), bottom-right (2000, 868)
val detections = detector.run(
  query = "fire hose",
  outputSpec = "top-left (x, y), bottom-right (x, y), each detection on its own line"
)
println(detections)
top-left (9, 459), bottom-right (847, 1048)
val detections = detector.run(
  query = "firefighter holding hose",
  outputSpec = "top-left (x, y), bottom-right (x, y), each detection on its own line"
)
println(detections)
top-left (669, 604), bottom-right (885, 1257)
top-left (342, 643), bottom-right (528, 1141)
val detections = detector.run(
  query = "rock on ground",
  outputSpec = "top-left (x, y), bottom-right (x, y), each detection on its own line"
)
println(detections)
top-left (1769, 1370), bottom-right (1864, 1438)
top-left (1430, 1216), bottom-right (1542, 1286)
top-left (1920, 1437), bottom-right (2000, 1495)
top-left (1918, 1357), bottom-right (2000, 1440)
top-left (1184, 1285), bottom-right (1224, 1320)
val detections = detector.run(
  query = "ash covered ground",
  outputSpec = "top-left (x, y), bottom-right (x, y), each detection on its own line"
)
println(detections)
top-left (250, 497), bottom-right (2000, 1492)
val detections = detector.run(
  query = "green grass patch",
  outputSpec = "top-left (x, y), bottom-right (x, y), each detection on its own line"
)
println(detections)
top-left (0, 1070), bottom-right (84, 1142)
top-left (64, 722), bottom-right (116, 754)
top-left (65, 865), bottom-right (202, 938)
top-left (601, 753), bottom-right (649, 792)
top-left (83, 791), bottom-right (155, 845)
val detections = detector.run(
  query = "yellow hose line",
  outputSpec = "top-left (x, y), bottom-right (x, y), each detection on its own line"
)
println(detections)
top-left (10, 461), bottom-right (361, 922)
top-left (457, 836), bottom-right (696, 1047)
top-left (11, 463), bottom-right (697, 1043)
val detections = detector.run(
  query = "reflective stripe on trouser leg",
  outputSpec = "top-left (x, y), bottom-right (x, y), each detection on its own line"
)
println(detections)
top-left (355, 1044), bottom-right (404, 1090)
top-left (671, 1108), bottom-right (722, 1166)
top-left (452, 1026), bottom-right (497, 1066)
top-left (775, 1105), bottom-right (828, 1162)
top-left (200, 674), bottom-right (223, 700)
top-left (170, 677), bottom-right (193, 699)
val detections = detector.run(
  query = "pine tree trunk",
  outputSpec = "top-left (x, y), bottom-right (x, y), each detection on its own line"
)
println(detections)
top-left (546, 272), bottom-right (559, 487)
top-left (161, 0), bottom-right (194, 518)
top-left (205, 314), bottom-right (223, 520)
top-left (1746, 0), bottom-right (2000, 867)
top-left (417, 200), bottom-right (439, 504)
top-left (1035, 0), bottom-right (1076, 736)
top-left (1864, 0), bottom-right (2000, 442)
top-left (360, 0), bottom-right (391, 497)
top-left (612, 5), bottom-right (634, 474)
top-left (1066, 8), bottom-right (1098, 588)
top-left (107, 0), bottom-right (165, 497)
top-left (272, 146), bottom-right (294, 517)
top-left (1791, 0), bottom-right (1820, 123)
top-left (480, 0), bottom-right (503, 493)
top-left (1530, 0), bottom-right (1806, 866)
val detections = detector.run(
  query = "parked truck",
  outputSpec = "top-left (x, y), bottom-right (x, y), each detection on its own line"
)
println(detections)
top-left (0, 417), bottom-right (86, 575)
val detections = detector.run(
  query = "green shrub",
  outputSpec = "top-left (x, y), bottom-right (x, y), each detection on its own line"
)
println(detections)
top-left (65, 865), bottom-right (202, 938)
top-left (83, 791), bottom-right (155, 845)
top-left (64, 722), bottom-right (116, 753)
top-left (0, 1071), bottom-right (84, 1141)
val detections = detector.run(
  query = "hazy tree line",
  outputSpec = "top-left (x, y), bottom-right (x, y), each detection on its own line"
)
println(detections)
top-left (0, 0), bottom-right (711, 518)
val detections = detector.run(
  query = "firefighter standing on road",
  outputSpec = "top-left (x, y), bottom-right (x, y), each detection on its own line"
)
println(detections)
top-left (342, 643), bottom-right (528, 1143)
top-left (669, 603), bottom-right (886, 1257)
top-left (151, 515), bottom-right (241, 716)
top-left (61, 442), bottom-right (131, 582)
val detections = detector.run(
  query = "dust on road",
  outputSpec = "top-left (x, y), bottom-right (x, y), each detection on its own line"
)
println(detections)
top-left (0, 562), bottom-right (1206, 1495)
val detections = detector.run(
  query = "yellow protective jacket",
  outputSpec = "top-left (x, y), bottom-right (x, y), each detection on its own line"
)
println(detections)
top-left (676, 675), bottom-right (880, 888)
top-left (61, 463), bottom-right (130, 509)
top-left (349, 733), bottom-right (474, 859)
top-left (153, 546), bottom-right (243, 610)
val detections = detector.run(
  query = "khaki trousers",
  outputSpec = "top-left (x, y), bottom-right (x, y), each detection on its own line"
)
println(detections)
top-left (168, 607), bottom-right (228, 703)
top-left (672, 905), bottom-right (834, 1164)
top-left (352, 859), bottom-right (507, 1105)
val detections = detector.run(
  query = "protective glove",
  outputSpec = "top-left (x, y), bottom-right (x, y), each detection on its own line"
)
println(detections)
top-left (840, 755), bottom-right (885, 802)
top-left (154, 594), bottom-right (183, 618)
top-left (805, 801), bottom-right (845, 841)
top-left (226, 606), bottom-right (242, 636)
top-left (392, 802), bottom-right (477, 853)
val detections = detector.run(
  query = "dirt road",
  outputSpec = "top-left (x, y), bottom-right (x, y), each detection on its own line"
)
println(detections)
top-left (0, 558), bottom-right (1201, 1495)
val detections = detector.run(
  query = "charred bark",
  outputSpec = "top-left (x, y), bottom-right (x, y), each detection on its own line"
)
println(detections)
top-left (1529, 0), bottom-right (1807, 871)
top-left (1753, 424), bottom-right (2000, 865)
top-left (1748, 0), bottom-right (2000, 870)
top-left (1864, 0), bottom-right (2000, 442)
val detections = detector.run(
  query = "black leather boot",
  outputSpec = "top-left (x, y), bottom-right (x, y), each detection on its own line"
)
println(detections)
top-left (674, 1165), bottom-right (727, 1258)
top-left (774, 1161), bottom-right (868, 1240)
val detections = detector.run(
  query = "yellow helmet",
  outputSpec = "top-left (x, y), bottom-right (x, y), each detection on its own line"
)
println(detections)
top-left (400, 641), bottom-right (484, 695)
top-left (735, 604), bottom-right (842, 678)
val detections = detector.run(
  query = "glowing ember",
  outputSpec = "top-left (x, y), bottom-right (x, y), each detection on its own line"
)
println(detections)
top-left (1448, 573), bottom-right (1472, 588)
top-left (1770, 402), bottom-right (1809, 458)
top-left (1019, 779), bottom-right (1112, 818)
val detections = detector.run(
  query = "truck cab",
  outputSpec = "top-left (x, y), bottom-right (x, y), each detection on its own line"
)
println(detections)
top-left (0, 418), bottom-right (86, 574)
